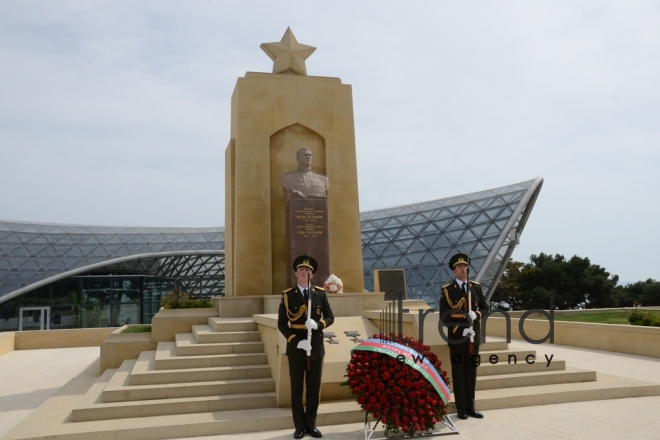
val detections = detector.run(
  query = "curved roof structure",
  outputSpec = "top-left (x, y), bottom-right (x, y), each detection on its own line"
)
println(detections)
top-left (361, 177), bottom-right (543, 303)
top-left (0, 223), bottom-right (224, 304)
top-left (0, 177), bottom-right (542, 306)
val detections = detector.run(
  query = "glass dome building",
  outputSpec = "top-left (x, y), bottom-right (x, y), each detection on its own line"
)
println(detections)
top-left (0, 177), bottom-right (542, 331)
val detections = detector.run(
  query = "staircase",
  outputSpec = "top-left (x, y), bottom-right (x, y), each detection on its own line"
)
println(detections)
top-left (5, 322), bottom-right (660, 440)
top-left (71, 317), bottom-right (276, 422)
top-left (470, 340), bottom-right (659, 411)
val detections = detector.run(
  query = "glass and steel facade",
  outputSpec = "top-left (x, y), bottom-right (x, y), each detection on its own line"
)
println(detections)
top-left (361, 178), bottom-right (543, 305)
top-left (0, 177), bottom-right (542, 331)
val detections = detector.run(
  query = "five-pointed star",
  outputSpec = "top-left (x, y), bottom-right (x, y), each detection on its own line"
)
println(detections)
top-left (260, 27), bottom-right (316, 76)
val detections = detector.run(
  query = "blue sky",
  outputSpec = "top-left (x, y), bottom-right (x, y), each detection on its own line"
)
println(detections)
top-left (1, 1), bottom-right (658, 283)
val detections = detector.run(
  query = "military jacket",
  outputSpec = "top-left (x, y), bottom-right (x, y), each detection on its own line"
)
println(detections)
top-left (277, 285), bottom-right (334, 360)
top-left (439, 280), bottom-right (489, 346)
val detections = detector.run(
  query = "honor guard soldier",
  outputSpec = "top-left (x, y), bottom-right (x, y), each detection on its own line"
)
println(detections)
top-left (439, 253), bottom-right (489, 420)
top-left (278, 255), bottom-right (334, 439)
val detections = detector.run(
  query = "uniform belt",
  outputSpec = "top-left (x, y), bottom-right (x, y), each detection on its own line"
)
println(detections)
top-left (290, 324), bottom-right (306, 329)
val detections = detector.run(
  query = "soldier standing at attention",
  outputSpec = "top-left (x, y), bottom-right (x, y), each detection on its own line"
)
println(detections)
top-left (439, 253), bottom-right (488, 420)
top-left (278, 255), bottom-right (334, 439)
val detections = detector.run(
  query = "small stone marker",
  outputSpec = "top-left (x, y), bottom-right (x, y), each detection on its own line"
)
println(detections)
top-left (373, 269), bottom-right (407, 301)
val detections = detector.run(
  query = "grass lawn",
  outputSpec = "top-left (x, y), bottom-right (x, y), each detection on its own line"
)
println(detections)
top-left (529, 309), bottom-right (660, 325)
top-left (121, 325), bottom-right (152, 333)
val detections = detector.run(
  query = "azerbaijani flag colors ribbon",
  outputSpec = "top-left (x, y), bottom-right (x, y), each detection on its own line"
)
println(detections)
top-left (352, 338), bottom-right (451, 404)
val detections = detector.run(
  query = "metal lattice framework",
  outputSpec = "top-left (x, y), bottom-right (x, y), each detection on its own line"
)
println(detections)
top-left (0, 177), bottom-right (542, 306)
top-left (360, 178), bottom-right (543, 304)
top-left (0, 221), bottom-right (224, 304)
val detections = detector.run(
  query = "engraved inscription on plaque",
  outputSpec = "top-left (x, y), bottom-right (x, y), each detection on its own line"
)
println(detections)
top-left (374, 269), bottom-right (407, 301)
top-left (286, 198), bottom-right (330, 287)
top-left (295, 207), bottom-right (325, 238)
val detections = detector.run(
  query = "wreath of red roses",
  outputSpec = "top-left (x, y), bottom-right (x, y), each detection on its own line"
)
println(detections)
top-left (344, 333), bottom-right (450, 436)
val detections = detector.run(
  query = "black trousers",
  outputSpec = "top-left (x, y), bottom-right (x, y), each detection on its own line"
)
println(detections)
top-left (287, 355), bottom-right (324, 430)
top-left (448, 341), bottom-right (479, 414)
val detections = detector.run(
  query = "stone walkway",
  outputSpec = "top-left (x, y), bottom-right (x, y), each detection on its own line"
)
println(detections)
top-left (1, 340), bottom-right (659, 440)
top-left (0, 347), bottom-right (99, 438)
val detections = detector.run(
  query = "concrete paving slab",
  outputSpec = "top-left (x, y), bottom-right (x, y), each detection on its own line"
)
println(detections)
top-left (0, 347), bottom-right (99, 438)
top-left (2, 338), bottom-right (660, 440)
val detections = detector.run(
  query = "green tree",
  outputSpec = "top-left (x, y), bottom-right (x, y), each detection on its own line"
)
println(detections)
top-left (615, 279), bottom-right (660, 307)
top-left (489, 260), bottom-right (525, 310)
top-left (491, 253), bottom-right (619, 310)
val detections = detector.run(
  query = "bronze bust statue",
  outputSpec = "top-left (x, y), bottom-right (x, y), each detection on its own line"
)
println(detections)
top-left (280, 148), bottom-right (329, 203)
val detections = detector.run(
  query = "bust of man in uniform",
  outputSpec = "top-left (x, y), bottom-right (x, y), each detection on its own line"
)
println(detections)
top-left (279, 148), bottom-right (329, 203)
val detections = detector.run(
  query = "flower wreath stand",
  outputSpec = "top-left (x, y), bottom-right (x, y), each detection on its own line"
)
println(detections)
top-left (344, 335), bottom-right (459, 439)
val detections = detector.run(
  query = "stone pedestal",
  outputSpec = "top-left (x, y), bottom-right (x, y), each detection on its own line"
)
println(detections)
top-left (286, 198), bottom-right (330, 287)
top-left (224, 72), bottom-right (364, 296)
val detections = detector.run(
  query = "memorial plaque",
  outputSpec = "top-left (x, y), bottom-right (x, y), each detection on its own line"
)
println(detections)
top-left (286, 198), bottom-right (330, 287)
top-left (374, 269), bottom-right (407, 301)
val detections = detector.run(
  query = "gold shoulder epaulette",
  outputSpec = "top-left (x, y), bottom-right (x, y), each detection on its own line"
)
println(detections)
top-left (441, 283), bottom-right (451, 288)
top-left (283, 287), bottom-right (293, 293)
top-left (314, 286), bottom-right (324, 291)
top-left (469, 280), bottom-right (480, 285)
top-left (442, 287), bottom-right (465, 310)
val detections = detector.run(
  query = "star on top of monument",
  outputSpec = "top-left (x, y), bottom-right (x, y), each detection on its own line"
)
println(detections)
top-left (260, 27), bottom-right (316, 76)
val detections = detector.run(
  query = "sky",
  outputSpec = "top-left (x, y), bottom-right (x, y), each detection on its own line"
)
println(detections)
top-left (1, 1), bottom-right (658, 283)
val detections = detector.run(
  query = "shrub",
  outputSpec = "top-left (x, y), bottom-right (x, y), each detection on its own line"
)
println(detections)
top-left (628, 310), bottom-right (660, 327)
top-left (161, 289), bottom-right (213, 309)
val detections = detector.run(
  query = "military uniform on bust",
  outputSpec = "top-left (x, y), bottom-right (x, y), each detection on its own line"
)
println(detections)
top-left (439, 253), bottom-right (488, 420)
top-left (277, 255), bottom-right (334, 439)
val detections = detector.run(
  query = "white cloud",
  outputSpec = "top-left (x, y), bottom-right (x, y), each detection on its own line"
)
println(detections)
top-left (0, 1), bottom-right (658, 281)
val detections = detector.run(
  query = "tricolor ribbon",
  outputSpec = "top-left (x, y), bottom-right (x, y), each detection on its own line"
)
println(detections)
top-left (352, 338), bottom-right (451, 404)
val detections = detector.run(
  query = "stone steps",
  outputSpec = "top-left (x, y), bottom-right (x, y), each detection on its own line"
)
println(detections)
top-left (175, 333), bottom-right (264, 356)
top-left (9, 319), bottom-right (660, 440)
top-left (207, 317), bottom-right (257, 332)
top-left (66, 317), bottom-right (279, 425)
top-left (476, 348), bottom-right (537, 364)
top-left (155, 341), bottom-right (268, 370)
top-left (31, 380), bottom-right (660, 440)
top-left (477, 340), bottom-right (509, 351)
top-left (102, 360), bottom-right (274, 403)
top-left (130, 351), bottom-right (272, 386)
top-left (192, 325), bottom-right (261, 343)
top-left (473, 373), bottom-right (660, 411)
top-left (74, 390), bottom-right (277, 422)
top-left (476, 367), bottom-right (596, 390)
top-left (477, 359), bottom-right (566, 376)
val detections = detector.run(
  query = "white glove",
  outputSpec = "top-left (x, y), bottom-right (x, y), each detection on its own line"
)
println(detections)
top-left (462, 328), bottom-right (476, 338)
top-left (297, 339), bottom-right (312, 352)
top-left (468, 311), bottom-right (477, 321)
top-left (305, 319), bottom-right (318, 330)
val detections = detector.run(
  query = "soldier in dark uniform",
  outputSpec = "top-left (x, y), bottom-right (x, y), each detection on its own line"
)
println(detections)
top-left (439, 253), bottom-right (488, 420)
top-left (278, 255), bottom-right (334, 439)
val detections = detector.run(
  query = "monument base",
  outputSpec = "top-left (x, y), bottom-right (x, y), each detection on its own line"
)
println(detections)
top-left (213, 292), bottom-right (385, 318)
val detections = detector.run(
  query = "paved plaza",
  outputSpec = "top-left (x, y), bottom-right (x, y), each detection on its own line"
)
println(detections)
top-left (1, 340), bottom-right (658, 440)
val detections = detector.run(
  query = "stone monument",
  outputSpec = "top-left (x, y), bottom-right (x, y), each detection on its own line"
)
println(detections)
top-left (224, 28), bottom-right (364, 296)
top-left (280, 148), bottom-right (330, 286)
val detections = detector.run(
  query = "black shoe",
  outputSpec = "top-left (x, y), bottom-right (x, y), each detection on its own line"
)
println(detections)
top-left (467, 409), bottom-right (484, 418)
top-left (457, 412), bottom-right (468, 420)
top-left (307, 427), bottom-right (323, 438)
top-left (294, 427), bottom-right (306, 439)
